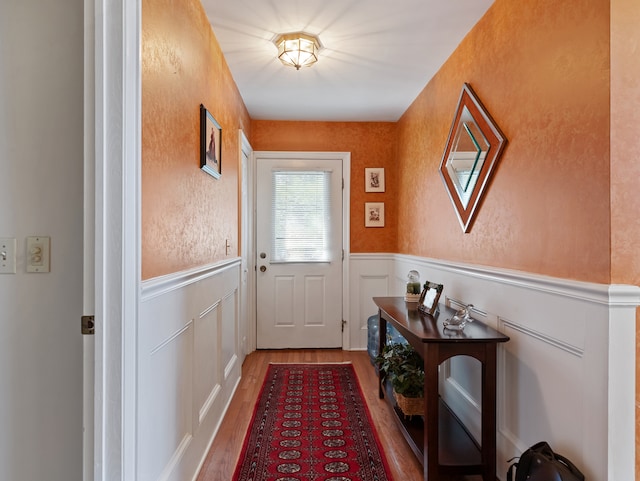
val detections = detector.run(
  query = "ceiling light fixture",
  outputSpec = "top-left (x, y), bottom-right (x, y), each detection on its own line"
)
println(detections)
top-left (273, 32), bottom-right (321, 70)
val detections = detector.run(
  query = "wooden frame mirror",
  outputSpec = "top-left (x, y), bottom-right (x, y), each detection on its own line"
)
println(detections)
top-left (439, 83), bottom-right (507, 232)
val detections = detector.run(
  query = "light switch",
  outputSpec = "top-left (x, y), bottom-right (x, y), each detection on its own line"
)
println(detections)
top-left (0, 238), bottom-right (16, 274)
top-left (26, 236), bottom-right (50, 273)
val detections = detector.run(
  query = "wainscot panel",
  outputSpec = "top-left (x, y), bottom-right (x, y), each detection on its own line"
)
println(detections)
top-left (139, 259), bottom-right (242, 481)
top-left (348, 253), bottom-right (639, 481)
top-left (348, 254), bottom-right (396, 351)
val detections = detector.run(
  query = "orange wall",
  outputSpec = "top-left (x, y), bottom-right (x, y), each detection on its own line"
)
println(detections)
top-left (611, 0), bottom-right (640, 286)
top-left (251, 121), bottom-right (398, 253)
top-left (610, 0), bottom-right (640, 474)
top-left (396, 0), bottom-right (611, 284)
top-left (141, 0), bottom-right (251, 280)
top-left (141, 0), bottom-right (617, 284)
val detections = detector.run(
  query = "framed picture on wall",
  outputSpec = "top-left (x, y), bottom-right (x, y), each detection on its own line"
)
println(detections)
top-left (200, 104), bottom-right (222, 179)
top-left (365, 202), bottom-right (385, 227)
top-left (365, 167), bottom-right (385, 192)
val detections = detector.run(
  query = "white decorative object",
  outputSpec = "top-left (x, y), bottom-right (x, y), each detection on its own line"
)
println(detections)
top-left (405, 270), bottom-right (421, 302)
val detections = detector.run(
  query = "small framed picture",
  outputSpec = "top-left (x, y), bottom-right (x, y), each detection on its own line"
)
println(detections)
top-left (417, 281), bottom-right (444, 316)
top-left (365, 202), bottom-right (385, 227)
top-left (200, 104), bottom-right (222, 179)
top-left (365, 167), bottom-right (385, 192)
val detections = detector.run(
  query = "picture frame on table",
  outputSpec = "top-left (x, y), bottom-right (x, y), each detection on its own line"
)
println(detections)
top-left (417, 281), bottom-right (444, 316)
top-left (200, 104), bottom-right (222, 179)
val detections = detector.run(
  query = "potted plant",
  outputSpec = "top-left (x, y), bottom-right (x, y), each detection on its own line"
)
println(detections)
top-left (375, 342), bottom-right (424, 417)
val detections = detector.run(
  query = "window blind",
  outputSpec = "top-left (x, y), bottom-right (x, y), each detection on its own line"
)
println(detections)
top-left (271, 170), bottom-right (332, 263)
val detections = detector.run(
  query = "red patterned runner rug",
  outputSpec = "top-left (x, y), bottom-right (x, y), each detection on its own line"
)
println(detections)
top-left (232, 363), bottom-right (393, 481)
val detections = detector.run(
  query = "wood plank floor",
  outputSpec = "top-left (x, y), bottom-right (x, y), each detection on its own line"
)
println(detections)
top-left (196, 349), bottom-right (480, 481)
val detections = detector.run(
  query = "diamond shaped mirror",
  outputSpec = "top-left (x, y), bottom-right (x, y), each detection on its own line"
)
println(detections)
top-left (439, 83), bottom-right (507, 232)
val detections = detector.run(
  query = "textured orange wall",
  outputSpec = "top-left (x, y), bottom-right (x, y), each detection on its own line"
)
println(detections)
top-left (610, 0), bottom-right (640, 474)
top-left (396, 0), bottom-right (611, 283)
top-left (141, 0), bottom-right (250, 279)
top-left (251, 121), bottom-right (398, 253)
top-left (611, 0), bottom-right (640, 286)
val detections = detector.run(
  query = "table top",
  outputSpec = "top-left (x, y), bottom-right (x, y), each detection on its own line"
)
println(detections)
top-left (373, 296), bottom-right (509, 344)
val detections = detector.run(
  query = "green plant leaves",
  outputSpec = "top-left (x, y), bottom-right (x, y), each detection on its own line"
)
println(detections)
top-left (375, 342), bottom-right (424, 398)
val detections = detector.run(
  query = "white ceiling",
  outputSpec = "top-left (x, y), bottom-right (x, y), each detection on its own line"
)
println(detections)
top-left (203, 0), bottom-right (493, 122)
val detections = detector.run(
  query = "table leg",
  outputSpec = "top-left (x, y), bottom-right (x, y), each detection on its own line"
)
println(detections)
top-left (423, 343), bottom-right (440, 480)
top-left (378, 309), bottom-right (387, 399)
top-left (481, 344), bottom-right (497, 481)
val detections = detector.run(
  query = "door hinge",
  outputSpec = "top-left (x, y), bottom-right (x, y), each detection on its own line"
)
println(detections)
top-left (342, 319), bottom-right (346, 332)
top-left (342, 249), bottom-right (344, 261)
top-left (81, 315), bottom-right (95, 335)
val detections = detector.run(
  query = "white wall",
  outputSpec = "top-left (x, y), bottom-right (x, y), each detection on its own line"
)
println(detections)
top-left (138, 260), bottom-right (242, 481)
top-left (349, 253), bottom-right (639, 481)
top-left (0, 1), bottom-right (84, 480)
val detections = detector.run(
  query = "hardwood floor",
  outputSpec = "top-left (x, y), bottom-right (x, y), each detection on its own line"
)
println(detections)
top-left (196, 349), bottom-right (479, 481)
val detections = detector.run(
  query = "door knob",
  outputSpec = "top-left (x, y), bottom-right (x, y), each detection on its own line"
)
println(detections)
top-left (260, 252), bottom-right (266, 259)
top-left (260, 265), bottom-right (267, 272)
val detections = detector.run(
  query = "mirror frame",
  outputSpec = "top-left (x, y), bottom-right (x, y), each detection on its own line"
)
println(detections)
top-left (439, 83), bottom-right (507, 232)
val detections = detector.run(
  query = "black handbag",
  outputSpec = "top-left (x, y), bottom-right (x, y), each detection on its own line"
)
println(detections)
top-left (507, 441), bottom-right (585, 481)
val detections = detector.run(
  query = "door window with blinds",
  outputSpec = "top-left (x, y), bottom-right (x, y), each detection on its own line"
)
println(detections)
top-left (271, 170), bottom-right (333, 263)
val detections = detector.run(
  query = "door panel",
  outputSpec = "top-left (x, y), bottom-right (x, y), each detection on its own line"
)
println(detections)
top-left (256, 156), bottom-right (343, 349)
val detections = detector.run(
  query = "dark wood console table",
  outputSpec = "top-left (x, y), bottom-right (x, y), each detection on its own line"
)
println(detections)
top-left (373, 297), bottom-right (509, 481)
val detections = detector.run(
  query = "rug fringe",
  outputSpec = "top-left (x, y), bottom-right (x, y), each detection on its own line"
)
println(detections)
top-left (268, 361), bottom-right (353, 365)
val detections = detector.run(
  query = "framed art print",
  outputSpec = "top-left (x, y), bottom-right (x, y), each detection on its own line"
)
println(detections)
top-left (200, 104), bottom-right (222, 179)
top-left (365, 202), bottom-right (385, 227)
top-left (365, 167), bottom-right (385, 192)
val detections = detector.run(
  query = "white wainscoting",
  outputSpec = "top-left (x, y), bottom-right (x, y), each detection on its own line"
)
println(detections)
top-left (138, 259), bottom-right (242, 481)
top-left (349, 253), bottom-right (639, 481)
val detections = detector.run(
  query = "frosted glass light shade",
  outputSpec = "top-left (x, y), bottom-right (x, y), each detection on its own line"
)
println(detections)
top-left (274, 32), bottom-right (321, 70)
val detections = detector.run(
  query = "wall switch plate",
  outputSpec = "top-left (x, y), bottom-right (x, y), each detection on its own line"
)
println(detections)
top-left (26, 236), bottom-right (50, 273)
top-left (0, 238), bottom-right (17, 274)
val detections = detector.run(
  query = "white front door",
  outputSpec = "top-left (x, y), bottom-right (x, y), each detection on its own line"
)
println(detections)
top-left (255, 154), bottom-right (344, 349)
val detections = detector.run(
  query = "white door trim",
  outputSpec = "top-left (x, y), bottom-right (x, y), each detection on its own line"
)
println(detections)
top-left (92, 0), bottom-right (141, 480)
top-left (83, 0), bottom-right (95, 479)
top-left (253, 151), bottom-right (351, 349)
top-left (239, 130), bottom-right (255, 356)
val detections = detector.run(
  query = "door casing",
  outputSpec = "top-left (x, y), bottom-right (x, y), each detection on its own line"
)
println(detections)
top-left (240, 130), bottom-right (255, 356)
top-left (90, 0), bottom-right (141, 479)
